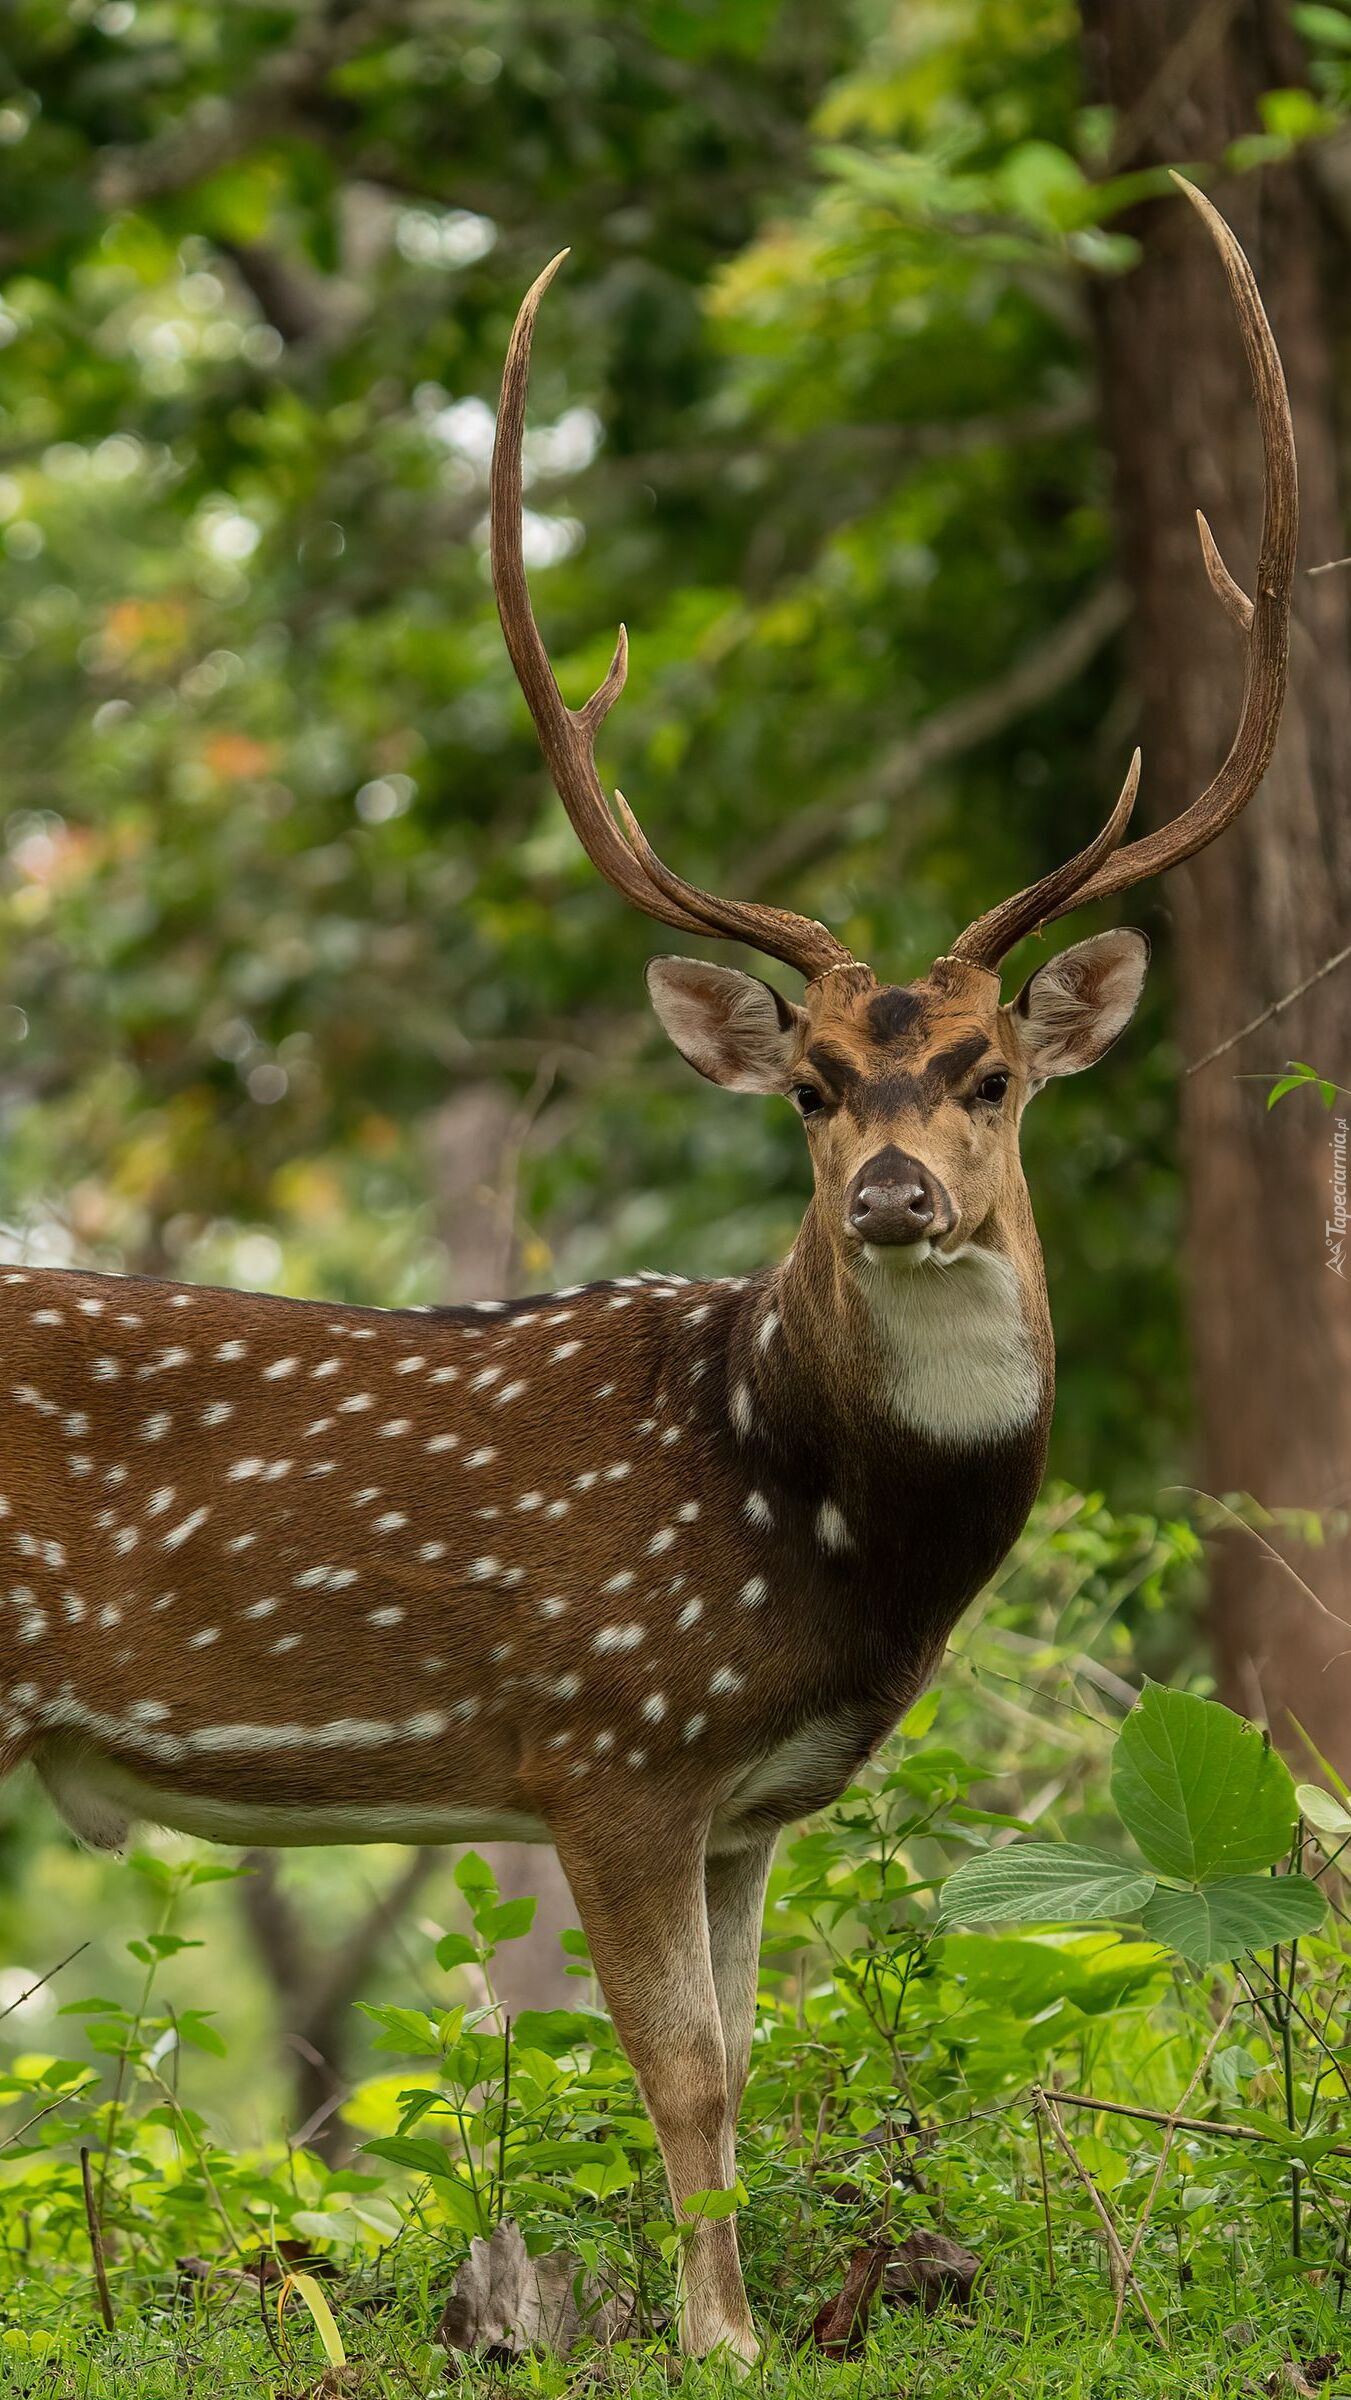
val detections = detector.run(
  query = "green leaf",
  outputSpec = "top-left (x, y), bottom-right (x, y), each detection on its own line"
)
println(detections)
top-left (1296, 1782), bottom-right (1351, 1838)
top-left (1141, 1875), bottom-right (1326, 1964)
top-left (941, 1843), bottom-right (1156, 1926)
top-left (1110, 1685), bottom-right (1296, 1880)
top-left (1293, 3), bottom-right (1351, 50)
top-left (572, 2146), bottom-right (635, 2200)
top-left (175, 2011), bottom-right (227, 2058)
top-left (681, 2183), bottom-right (745, 2221)
top-left (454, 1851), bottom-right (498, 1907)
top-left (512, 2008), bottom-right (606, 2056)
top-left (477, 1896), bottom-right (537, 1946)
top-left (434, 1932), bottom-right (479, 1970)
top-left (361, 2133), bottom-right (455, 2181)
top-left (355, 2004), bottom-right (441, 2056)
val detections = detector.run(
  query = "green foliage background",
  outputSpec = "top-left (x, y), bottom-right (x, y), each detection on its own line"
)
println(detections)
top-left (0, 0), bottom-right (1215, 1497)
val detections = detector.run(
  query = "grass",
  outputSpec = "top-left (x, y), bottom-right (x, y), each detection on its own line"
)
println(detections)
top-left (0, 2226), bottom-right (1343, 2398)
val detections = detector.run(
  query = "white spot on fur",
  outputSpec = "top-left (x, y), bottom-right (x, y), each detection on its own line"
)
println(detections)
top-left (816, 1500), bottom-right (852, 1553)
top-left (594, 1623), bottom-right (645, 1653)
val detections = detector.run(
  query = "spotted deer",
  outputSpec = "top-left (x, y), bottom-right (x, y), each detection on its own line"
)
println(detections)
top-left (0, 180), bottom-right (1294, 2358)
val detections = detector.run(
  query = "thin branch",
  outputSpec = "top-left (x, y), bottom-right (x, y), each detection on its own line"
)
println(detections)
top-left (1184, 941), bottom-right (1351, 1075)
top-left (1112, 1990), bottom-right (1238, 2335)
top-left (1033, 2087), bottom-right (1167, 2348)
top-left (1105, 0), bottom-right (1242, 172)
top-left (0, 1941), bottom-right (88, 2024)
top-left (80, 2145), bottom-right (115, 2332)
top-left (0, 2076), bottom-right (99, 2153)
top-left (1164, 1486), bottom-right (1345, 1632)
top-left (304, 1850), bottom-right (440, 2028)
top-left (1047, 2087), bottom-right (1351, 2160)
top-left (739, 580), bottom-right (1129, 892)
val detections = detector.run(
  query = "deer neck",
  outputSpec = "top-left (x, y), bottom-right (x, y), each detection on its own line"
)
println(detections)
top-left (752, 1193), bottom-right (1053, 1456)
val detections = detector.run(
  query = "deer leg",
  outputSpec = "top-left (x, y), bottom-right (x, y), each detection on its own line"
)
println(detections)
top-left (550, 1815), bottom-right (757, 2364)
top-left (705, 1836), bottom-right (774, 2122)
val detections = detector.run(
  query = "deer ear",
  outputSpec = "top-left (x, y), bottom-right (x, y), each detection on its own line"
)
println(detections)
top-left (645, 959), bottom-right (805, 1093)
top-left (1009, 929), bottom-right (1150, 1083)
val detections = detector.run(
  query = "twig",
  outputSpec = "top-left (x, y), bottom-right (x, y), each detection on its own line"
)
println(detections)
top-left (1034, 2106), bottom-right (1057, 2286)
top-left (1162, 1487), bottom-right (1341, 1628)
top-left (257, 2256), bottom-right (289, 2369)
top-left (0, 1942), bottom-right (89, 2024)
top-left (80, 2145), bottom-right (115, 2332)
top-left (736, 581), bottom-right (1129, 892)
top-left (1105, 0), bottom-right (1241, 170)
top-left (1308, 555), bottom-right (1351, 577)
top-left (1112, 1989), bottom-right (1238, 2334)
top-left (1033, 2088), bottom-right (1166, 2349)
top-left (1048, 2087), bottom-right (1351, 2160)
top-left (0, 2076), bottom-right (99, 2153)
top-left (1184, 941), bottom-right (1351, 1075)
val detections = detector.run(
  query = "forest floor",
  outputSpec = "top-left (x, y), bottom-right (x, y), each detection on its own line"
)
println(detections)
top-left (1, 2208), bottom-right (1344, 2398)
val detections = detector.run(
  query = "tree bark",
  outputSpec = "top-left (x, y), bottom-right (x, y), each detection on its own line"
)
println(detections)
top-left (1081, 1), bottom-right (1351, 1758)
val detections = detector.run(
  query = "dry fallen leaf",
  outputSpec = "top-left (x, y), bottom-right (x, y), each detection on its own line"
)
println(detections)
top-left (810, 2242), bottom-right (890, 2358)
top-left (1262, 2356), bottom-right (1340, 2397)
top-left (882, 2228), bottom-right (981, 2313)
top-left (437, 2218), bottom-right (639, 2361)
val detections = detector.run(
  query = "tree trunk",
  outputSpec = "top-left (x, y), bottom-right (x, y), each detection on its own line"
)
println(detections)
top-left (1081, 1), bottom-right (1351, 1760)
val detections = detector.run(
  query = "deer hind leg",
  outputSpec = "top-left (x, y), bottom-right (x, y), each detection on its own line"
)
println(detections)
top-left (706, 1835), bottom-right (774, 2123)
top-left (550, 1813), bottom-right (757, 2365)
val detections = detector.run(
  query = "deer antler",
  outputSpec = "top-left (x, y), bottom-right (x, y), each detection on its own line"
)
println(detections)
top-left (490, 252), bottom-right (855, 983)
top-left (949, 175), bottom-right (1298, 971)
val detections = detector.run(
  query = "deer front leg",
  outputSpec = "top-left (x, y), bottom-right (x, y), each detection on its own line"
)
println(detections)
top-left (706, 1836), bottom-right (774, 2121)
top-left (550, 1814), bottom-right (757, 2365)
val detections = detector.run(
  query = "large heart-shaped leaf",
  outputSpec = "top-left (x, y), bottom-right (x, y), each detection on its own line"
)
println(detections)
top-left (941, 1844), bottom-right (1155, 1927)
top-left (1141, 1874), bottom-right (1326, 1965)
top-left (1110, 1685), bottom-right (1296, 1881)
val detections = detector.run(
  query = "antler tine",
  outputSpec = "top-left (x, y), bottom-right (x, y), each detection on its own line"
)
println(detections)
top-left (951, 174), bottom-right (1297, 971)
top-left (490, 256), bottom-right (855, 983)
top-left (1195, 508), bottom-right (1253, 630)
top-left (949, 749), bottom-right (1141, 969)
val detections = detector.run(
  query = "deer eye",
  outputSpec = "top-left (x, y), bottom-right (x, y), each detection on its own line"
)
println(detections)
top-left (975, 1070), bottom-right (1009, 1106)
top-left (793, 1084), bottom-right (826, 1118)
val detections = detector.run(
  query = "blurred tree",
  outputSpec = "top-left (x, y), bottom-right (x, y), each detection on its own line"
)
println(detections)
top-left (1081, 0), bottom-right (1351, 1760)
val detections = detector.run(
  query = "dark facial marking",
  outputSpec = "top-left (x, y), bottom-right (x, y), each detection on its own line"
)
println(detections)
top-left (847, 1073), bottom-right (925, 1126)
top-left (846, 1031), bottom-right (1003, 1126)
top-left (805, 1043), bottom-right (862, 1097)
top-left (866, 986), bottom-right (927, 1045)
top-left (925, 1034), bottom-right (991, 1086)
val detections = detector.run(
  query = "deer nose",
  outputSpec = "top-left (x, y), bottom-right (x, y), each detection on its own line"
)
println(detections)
top-left (846, 1150), bottom-right (953, 1249)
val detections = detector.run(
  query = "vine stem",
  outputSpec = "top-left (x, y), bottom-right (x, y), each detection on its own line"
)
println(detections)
top-left (1111, 1987), bottom-right (1238, 2336)
top-left (1033, 2088), bottom-right (1167, 2351)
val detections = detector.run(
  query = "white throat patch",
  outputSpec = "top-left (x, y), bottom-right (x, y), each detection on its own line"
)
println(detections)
top-left (857, 1243), bottom-right (1042, 1442)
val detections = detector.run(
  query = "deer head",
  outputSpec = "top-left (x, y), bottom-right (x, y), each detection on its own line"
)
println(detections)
top-left (491, 176), bottom-right (1295, 1338)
